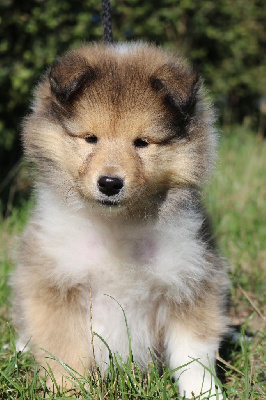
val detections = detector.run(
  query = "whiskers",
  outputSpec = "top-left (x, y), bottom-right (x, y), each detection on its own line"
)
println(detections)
top-left (63, 180), bottom-right (85, 211)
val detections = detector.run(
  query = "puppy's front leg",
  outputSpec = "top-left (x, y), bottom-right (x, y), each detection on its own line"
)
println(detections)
top-left (165, 320), bottom-right (224, 399)
top-left (13, 277), bottom-right (91, 390)
top-left (33, 299), bottom-right (91, 391)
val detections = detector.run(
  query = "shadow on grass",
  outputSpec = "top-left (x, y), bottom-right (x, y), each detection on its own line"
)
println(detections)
top-left (217, 324), bottom-right (254, 385)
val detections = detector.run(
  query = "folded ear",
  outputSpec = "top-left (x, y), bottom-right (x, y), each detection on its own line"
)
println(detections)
top-left (150, 62), bottom-right (201, 126)
top-left (49, 54), bottom-right (97, 104)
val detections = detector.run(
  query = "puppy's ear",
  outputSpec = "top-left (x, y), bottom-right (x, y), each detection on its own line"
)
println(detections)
top-left (49, 54), bottom-right (97, 104)
top-left (150, 63), bottom-right (200, 125)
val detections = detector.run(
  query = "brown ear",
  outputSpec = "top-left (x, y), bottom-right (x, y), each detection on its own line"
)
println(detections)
top-left (49, 54), bottom-right (97, 104)
top-left (150, 63), bottom-right (200, 127)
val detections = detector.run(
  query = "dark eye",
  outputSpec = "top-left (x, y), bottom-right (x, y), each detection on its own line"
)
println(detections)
top-left (85, 135), bottom-right (98, 144)
top-left (134, 138), bottom-right (149, 148)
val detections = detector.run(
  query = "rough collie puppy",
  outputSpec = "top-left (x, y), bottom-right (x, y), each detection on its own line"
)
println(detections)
top-left (11, 43), bottom-right (229, 398)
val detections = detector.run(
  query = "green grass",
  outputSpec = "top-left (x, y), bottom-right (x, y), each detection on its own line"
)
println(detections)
top-left (0, 126), bottom-right (265, 399)
top-left (206, 126), bottom-right (265, 321)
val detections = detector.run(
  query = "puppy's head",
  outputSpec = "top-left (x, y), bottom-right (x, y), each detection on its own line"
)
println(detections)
top-left (23, 43), bottom-right (216, 218)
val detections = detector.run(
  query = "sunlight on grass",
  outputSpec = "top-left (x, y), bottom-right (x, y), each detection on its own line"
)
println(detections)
top-left (205, 127), bottom-right (265, 329)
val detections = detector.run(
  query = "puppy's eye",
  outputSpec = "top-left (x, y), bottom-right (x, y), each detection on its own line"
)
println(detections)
top-left (85, 135), bottom-right (98, 144)
top-left (134, 138), bottom-right (149, 148)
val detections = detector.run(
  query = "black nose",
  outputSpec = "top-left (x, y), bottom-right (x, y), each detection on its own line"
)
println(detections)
top-left (98, 176), bottom-right (124, 196)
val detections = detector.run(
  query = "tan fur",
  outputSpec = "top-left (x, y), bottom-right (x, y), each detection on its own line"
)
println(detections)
top-left (11, 229), bottom-right (91, 387)
top-left (11, 43), bottom-right (229, 398)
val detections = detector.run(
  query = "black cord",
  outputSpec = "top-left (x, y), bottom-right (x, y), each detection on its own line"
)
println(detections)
top-left (102, 0), bottom-right (113, 44)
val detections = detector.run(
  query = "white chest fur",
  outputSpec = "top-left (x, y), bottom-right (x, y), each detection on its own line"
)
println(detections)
top-left (33, 189), bottom-right (209, 367)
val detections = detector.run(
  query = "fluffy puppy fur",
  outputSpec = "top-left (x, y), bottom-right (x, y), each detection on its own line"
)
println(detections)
top-left (11, 43), bottom-right (229, 398)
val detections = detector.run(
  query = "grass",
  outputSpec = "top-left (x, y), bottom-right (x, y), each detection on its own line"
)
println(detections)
top-left (206, 126), bottom-right (265, 329)
top-left (0, 126), bottom-right (265, 399)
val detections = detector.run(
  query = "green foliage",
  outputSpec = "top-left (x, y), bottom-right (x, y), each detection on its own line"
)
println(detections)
top-left (0, 0), bottom-right (103, 153)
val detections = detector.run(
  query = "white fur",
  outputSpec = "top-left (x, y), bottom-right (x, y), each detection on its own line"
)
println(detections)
top-left (114, 43), bottom-right (133, 55)
top-left (166, 323), bottom-right (223, 398)
top-left (114, 42), bottom-right (144, 55)
top-left (34, 188), bottom-right (209, 299)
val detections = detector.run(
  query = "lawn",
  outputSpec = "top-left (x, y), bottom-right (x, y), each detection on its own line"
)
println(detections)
top-left (0, 126), bottom-right (265, 399)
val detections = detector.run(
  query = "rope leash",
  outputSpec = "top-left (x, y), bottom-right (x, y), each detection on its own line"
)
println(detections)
top-left (101, 0), bottom-right (113, 44)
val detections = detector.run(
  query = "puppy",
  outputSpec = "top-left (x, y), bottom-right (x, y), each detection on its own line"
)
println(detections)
top-left (11, 43), bottom-right (229, 398)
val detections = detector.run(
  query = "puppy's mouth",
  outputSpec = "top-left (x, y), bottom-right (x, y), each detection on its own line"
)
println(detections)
top-left (100, 199), bottom-right (120, 207)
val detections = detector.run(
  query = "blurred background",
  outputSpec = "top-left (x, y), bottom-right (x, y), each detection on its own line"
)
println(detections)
top-left (0, 0), bottom-right (265, 215)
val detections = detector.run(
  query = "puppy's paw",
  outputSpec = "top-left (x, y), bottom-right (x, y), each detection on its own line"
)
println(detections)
top-left (181, 387), bottom-right (226, 400)
top-left (178, 375), bottom-right (225, 400)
